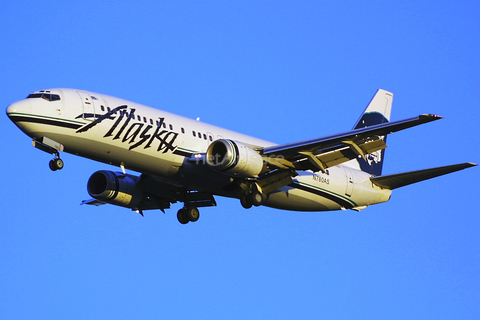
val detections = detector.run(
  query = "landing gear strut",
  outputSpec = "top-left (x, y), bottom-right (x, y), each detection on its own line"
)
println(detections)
top-left (177, 206), bottom-right (200, 224)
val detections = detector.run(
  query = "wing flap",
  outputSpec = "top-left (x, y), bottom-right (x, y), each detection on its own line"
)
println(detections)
top-left (318, 138), bottom-right (387, 168)
top-left (267, 137), bottom-right (388, 172)
top-left (371, 163), bottom-right (477, 190)
top-left (262, 114), bottom-right (441, 158)
top-left (259, 114), bottom-right (441, 172)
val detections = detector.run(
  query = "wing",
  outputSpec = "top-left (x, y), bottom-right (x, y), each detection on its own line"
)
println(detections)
top-left (259, 114), bottom-right (442, 172)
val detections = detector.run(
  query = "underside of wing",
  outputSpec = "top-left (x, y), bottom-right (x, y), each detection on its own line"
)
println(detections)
top-left (259, 114), bottom-right (442, 172)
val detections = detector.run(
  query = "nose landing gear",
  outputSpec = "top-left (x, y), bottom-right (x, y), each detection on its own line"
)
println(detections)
top-left (32, 138), bottom-right (65, 171)
top-left (49, 156), bottom-right (64, 171)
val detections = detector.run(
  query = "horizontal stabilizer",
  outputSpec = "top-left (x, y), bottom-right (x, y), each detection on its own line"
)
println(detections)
top-left (371, 163), bottom-right (477, 190)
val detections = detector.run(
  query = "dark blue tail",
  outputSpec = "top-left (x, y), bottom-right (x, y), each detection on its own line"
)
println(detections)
top-left (352, 89), bottom-right (393, 176)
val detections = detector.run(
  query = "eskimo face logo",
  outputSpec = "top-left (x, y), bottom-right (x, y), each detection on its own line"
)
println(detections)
top-left (365, 150), bottom-right (382, 166)
top-left (75, 105), bottom-right (178, 153)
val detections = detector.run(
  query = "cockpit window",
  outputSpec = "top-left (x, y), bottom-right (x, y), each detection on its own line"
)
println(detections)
top-left (27, 93), bottom-right (61, 101)
top-left (27, 93), bottom-right (43, 98)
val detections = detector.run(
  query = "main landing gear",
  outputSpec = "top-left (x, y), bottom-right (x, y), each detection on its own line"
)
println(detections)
top-left (175, 191), bottom-right (216, 224)
top-left (177, 206), bottom-right (200, 224)
top-left (240, 184), bottom-right (266, 209)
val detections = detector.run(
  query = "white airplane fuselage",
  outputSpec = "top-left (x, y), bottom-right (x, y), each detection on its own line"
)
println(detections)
top-left (7, 88), bottom-right (391, 213)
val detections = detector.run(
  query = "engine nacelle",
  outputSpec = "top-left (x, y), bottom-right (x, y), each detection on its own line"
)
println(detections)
top-left (87, 170), bottom-right (144, 209)
top-left (206, 139), bottom-right (265, 177)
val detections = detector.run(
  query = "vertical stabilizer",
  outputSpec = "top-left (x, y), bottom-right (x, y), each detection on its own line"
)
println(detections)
top-left (352, 89), bottom-right (393, 176)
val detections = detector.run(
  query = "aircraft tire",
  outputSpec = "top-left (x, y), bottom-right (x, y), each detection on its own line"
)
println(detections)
top-left (251, 190), bottom-right (266, 207)
top-left (55, 158), bottom-right (64, 170)
top-left (177, 208), bottom-right (189, 224)
top-left (49, 158), bottom-right (64, 171)
top-left (185, 207), bottom-right (200, 222)
top-left (49, 160), bottom-right (58, 171)
top-left (240, 193), bottom-right (253, 209)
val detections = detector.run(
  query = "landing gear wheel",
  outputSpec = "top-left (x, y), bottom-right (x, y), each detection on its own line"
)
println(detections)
top-left (240, 193), bottom-right (253, 209)
top-left (49, 160), bottom-right (57, 171)
top-left (185, 207), bottom-right (200, 222)
top-left (177, 208), bottom-right (189, 224)
top-left (55, 158), bottom-right (64, 170)
top-left (49, 158), bottom-right (64, 171)
top-left (251, 190), bottom-right (266, 206)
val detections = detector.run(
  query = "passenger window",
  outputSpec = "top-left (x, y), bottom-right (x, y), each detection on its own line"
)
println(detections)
top-left (143, 117), bottom-right (147, 123)
top-left (181, 128), bottom-right (185, 134)
top-left (169, 124), bottom-right (173, 130)
top-left (150, 119), bottom-right (153, 125)
top-left (203, 134), bottom-right (207, 140)
top-left (198, 132), bottom-right (202, 139)
top-left (101, 105), bottom-right (105, 111)
top-left (163, 123), bottom-right (166, 128)
top-left (137, 115), bottom-right (141, 121)
top-left (192, 131), bottom-right (196, 137)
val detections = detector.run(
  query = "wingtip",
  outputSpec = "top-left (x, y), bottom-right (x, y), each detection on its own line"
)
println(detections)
top-left (420, 114), bottom-right (443, 120)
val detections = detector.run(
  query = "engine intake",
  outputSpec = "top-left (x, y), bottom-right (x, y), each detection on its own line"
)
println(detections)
top-left (206, 139), bottom-right (265, 177)
top-left (87, 170), bottom-right (144, 209)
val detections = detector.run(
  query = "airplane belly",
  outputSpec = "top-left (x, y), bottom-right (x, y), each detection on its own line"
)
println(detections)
top-left (262, 167), bottom-right (391, 212)
top-left (264, 169), bottom-right (357, 211)
top-left (264, 188), bottom-right (335, 211)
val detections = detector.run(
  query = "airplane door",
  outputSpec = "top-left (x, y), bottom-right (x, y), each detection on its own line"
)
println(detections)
top-left (343, 167), bottom-right (354, 197)
top-left (77, 91), bottom-right (95, 120)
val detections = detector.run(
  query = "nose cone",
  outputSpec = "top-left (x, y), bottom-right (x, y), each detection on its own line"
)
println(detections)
top-left (6, 99), bottom-right (32, 122)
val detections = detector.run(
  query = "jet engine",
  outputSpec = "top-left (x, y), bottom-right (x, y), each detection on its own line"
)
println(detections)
top-left (87, 170), bottom-right (144, 209)
top-left (206, 139), bottom-right (265, 177)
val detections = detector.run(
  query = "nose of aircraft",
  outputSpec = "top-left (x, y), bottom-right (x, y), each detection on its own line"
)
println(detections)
top-left (6, 99), bottom-right (32, 121)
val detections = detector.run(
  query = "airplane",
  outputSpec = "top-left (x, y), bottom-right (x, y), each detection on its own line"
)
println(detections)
top-left (6, 88), bottom-right (476, 224)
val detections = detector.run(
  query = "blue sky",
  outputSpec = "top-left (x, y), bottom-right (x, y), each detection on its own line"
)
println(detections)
top-left (1, 1), bottom-right (479, 319)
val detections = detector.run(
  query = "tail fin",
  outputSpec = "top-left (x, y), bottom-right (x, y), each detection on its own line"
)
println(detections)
top-left (353, 89), bottom-right (393, 176)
